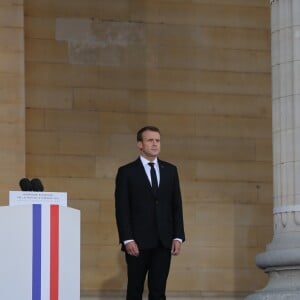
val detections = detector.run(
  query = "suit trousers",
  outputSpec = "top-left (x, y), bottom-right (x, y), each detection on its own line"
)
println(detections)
top-left (125, 245), bottom-right (171, 300)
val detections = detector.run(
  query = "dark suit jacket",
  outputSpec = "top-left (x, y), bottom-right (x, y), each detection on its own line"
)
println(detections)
top-left (115, 157), bottom-right (185, 250)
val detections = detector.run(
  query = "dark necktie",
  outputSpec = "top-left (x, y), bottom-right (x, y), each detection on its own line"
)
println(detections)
top-left (148, 162), bottom-right (158, 195)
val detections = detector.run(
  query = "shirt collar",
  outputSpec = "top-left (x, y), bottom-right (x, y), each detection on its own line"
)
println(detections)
top-left (140, 155), bottom-right (158, 167)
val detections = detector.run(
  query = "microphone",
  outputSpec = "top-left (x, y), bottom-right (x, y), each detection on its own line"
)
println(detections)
top-left (19, 178), bottom-right (32, 191)
top-left (31, 178), bottom-right (44, 192)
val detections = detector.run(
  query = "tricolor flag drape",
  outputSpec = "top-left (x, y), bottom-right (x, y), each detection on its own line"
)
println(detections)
top-left (0, 204), bottom-right (80, 300)
top-left (32, 204), bottom-right (60, 300)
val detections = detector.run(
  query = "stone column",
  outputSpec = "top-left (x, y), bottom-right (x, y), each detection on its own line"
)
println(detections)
top-left (246, 0), bottom-right (300, 299)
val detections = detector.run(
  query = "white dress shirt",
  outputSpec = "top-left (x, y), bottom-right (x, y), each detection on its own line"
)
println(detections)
top-left (140, 155), bottom-right (160, 187)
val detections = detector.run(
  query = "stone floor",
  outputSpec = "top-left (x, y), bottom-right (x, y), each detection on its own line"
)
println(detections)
top-left (80, 291), bottom-right (248, 300)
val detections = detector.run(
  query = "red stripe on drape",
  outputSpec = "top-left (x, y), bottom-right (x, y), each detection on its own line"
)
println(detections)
top-left (50, 205), bottom-right (59, 300)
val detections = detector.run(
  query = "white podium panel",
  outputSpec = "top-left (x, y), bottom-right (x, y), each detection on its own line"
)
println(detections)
top-left (0, 204), bottom-right (80, 300)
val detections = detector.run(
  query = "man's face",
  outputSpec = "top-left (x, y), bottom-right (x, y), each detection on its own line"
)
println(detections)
top-left (137, 130), bottom-right (161, 160)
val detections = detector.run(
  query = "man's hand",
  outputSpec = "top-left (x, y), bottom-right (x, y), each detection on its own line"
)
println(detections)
top-left (125, 241), bottom-right (140, 257)
top-left (171, 239), bottom-right (182, 256)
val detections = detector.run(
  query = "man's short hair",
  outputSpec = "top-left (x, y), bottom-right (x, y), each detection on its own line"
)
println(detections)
top-left (137, 126), bottom-right (160, 141)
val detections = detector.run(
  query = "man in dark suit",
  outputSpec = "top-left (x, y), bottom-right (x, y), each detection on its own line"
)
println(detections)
top-left (115, 126), bottom-right (185, 300)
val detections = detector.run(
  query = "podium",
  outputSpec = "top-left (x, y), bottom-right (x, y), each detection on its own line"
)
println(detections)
top-left (0, 192), bottom-right (80, 300)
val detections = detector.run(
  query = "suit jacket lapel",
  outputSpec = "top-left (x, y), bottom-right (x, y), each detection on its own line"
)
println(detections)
top-left (158, 159), bottom-right (166, 192)
top-left (135, 158), bottom-right (153, 191)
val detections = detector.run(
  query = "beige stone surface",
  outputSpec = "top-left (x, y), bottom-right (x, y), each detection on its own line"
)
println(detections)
top-left (129, 1), bottom-right (269, 28)
top-left (182, 181), bottom-right (272, 204)
top-left (19, 0), bottom-right (274, 297)
top-left (192, 0), bottom-right (267, 6)
top-left (27, 154), bottom-right (96, 177)
top-left (26, 38), bottom-right (68, 63)
top-left (42, 176), bottom-right (115, 200)
top-left (0, 0), bottom-right (25, 202)
top-left (25, 16), bottom-right (55, 39)
top-left (0, 28), bottom-right (24, 51)
top-left (73, 89), bottom-right (272, 117)
top-left (0, 4), bottom-right (23, 27)
top-left (26, 85), bottom-right (73, 109)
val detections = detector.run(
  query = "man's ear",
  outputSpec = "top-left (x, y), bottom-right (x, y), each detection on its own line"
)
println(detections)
top-left (137, 141), bottom-right (143, 150)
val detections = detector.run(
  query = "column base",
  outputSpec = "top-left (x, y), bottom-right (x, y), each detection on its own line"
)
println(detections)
top-left (246, 268), bottom-right (300, 300)
top-left (245, 237), bottom-right (300, 299)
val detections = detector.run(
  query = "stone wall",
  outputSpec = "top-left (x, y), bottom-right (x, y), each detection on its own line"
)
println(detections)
top-left (23, 0), bottom-right (272, 297)
top-left (0, 0), bottom-right (25, 202)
